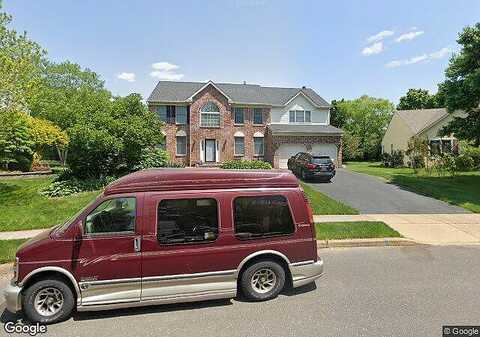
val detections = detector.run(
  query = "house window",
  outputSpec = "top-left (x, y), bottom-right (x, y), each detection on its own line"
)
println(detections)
top-left (289, 110), bottom-right (311, 123)
top-left (253, 108), bottom-right (263, 124)
top-left (175, 106), bottom-right (187, 124)
top-left (200, 101), bottom-right (220, 127)
top-left (157, 198), bottom-right (218, 244)
top-left (176, 136), bottom-right (187, 156)
top-left (254, 137), bottom-right (264, 156)
top-left (234, 107), bottom-right (245, 124)
top-left (234, 137), bottom-right (245, 156)
top-left (156, 105), bottom-right (167, 122)
top-left (233, 195), bottom-right (294, 239)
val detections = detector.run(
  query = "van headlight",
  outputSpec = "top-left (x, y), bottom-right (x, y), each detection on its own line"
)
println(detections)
top-left (13, 257), bottom-right (19, 283)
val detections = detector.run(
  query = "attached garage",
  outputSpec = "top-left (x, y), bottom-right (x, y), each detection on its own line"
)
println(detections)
top-left (276, 144), bottom-right (307, 169)
top-left (311, 144), bottom-right (338, 164)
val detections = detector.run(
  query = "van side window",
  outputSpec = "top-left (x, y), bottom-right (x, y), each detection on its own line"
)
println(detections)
top-left (157, 198), bottom-right (218, 244)
top-left (233, 195), bottom-right (295, 239)
top-left (85, 197), bottom-right (136, 235)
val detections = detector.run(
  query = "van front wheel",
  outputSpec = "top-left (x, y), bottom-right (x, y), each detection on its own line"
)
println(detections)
top-left (240, 261), bottom-right (285, 301)
top-left (23, 278), bottom-right (74, 324)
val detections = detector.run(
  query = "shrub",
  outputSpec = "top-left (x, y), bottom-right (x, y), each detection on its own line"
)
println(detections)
top-left (406, 136), bottom-right (428, 172)
top-left (432, 154), bottom-right (457, 176)
top-left (220, 160), bottom-right (272, 170)
top-left (462, 144), bottom-right (480, 168)
top-left (381, 150), bottom-right (404, 168)
top-left (132, 147), bottom-right (169, 171)
top-left (40, 175), bottom-right (117, 197)
top-left (455, 154), bottom-right (475, 171)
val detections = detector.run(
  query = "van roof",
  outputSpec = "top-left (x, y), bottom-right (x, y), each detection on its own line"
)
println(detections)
top-left (104, 168), bottom-right (299, 195)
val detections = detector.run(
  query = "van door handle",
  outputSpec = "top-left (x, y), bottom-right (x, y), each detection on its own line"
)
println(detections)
top-left (134, 236), bottom-right (141, 252)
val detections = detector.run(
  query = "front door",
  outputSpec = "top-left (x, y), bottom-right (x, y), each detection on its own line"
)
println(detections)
top-left (205, 139), bottom-right (216, 163)
top-left (73, 194), bottom-right (142, 306)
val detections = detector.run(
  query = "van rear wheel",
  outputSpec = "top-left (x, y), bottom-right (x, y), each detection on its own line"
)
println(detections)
top-left (240, 261), bottom-right (285, 301)
top-left (23, 278), bottom-right (74, 324)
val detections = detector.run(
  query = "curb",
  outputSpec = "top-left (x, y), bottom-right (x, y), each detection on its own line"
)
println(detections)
top-left (317, 237), bottom-right (418, 249)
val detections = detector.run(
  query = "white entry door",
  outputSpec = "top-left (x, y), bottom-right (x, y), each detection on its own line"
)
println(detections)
top-left (205, 139), bottom-right (216, 162)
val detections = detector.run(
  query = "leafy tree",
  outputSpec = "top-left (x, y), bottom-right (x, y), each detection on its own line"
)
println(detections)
top-left (330, 99), bottom-right (349, 128)
top-left (0, 2), bottom-right (44, 115)
top-left (0, 112), bottom-right (34, 171)
top-left (405, 136), bottom-right (429, 172)
top-left (341, 131), bottom-right (362, 161)
top-left (25, 116), bottom-right (69, 162)
top-left (397, 88), bottom-right (443, 110)
top-left (440, 23), bottom-right (480, 146)
top-left (335, 96), bottom-right (394, 160)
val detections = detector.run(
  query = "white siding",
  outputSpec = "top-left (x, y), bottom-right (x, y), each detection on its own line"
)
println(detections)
top-left (270, 94), bottom-right (330, 125)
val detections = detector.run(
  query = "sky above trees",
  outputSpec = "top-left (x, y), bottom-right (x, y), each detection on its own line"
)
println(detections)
top-left (4, 0), bottom-right (480, 103)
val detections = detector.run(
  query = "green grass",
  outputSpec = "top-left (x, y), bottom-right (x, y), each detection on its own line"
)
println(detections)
top-left (301, 182), bottom-right (358, 215)
top-left (345, 161), bottom-right (480, 213)
top-left (0, 177), bottom-right (99, 232)
top-left (0, 239), bottom-right (28, 264)
top-left (315, 221), bottom-right (402, 240)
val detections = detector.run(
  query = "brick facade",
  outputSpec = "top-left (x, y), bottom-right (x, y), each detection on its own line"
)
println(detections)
top-left (149, 83), bottom-right (342, 168)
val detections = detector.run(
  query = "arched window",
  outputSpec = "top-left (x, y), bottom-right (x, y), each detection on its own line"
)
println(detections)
top-left (200, 101), bottom-right (220, 127)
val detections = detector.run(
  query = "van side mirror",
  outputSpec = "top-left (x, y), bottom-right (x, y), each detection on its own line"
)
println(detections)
top-left (74, 221), bottom-right (83, 241)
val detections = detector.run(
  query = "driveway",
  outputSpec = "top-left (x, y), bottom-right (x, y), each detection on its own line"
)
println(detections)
top-left (2, 246), bottom-right (479, 337)
top-left (308, 169), bottom-right (469, 214)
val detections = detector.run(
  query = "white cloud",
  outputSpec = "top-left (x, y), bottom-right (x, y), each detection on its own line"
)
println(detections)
top-left (429, 47), bottom-right (451, 59)
top-left (117, 72), bottom-right (136, 82)
top-left (150, 71), bottom-right (184, 80)
top-left (362, 42), bottom-right (384, 56)
top-left (385, 47), bottom-right (452, 68)
top-left (366, 30), bottom-right (395, 43)
top-left (396, 30), bottom-right (424, 42)
top-left (151, 62), bottom-right (179, 72)
top-left (150, 62), bottom-right (184, 81)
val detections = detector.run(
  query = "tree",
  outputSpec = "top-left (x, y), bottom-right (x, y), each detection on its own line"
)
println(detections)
top-left (0, 112), bottom-right (34, 171)
top-left (330, 99), bottom-right (349, 128)
top-left (397, 88), bottom-right (443, 110)
top-left (25, 116), bottom-right (69, 163)
top-left (440, 23), bottom-right (480, 146)
top-left (0, 2), bottom-right (45, 115)
top-left (335, 96), bottom-right (394, 160)
top-left (405, 136), bottom-right (429, 172)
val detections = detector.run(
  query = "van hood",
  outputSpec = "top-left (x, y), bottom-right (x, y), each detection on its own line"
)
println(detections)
top-left (16, 226), bottom-right (63, 261)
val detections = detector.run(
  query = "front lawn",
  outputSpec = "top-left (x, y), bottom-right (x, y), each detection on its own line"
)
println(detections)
top-left (315, 221), bottom-right (402, 240)
top-left (0, 239), bottom-right (28, 264)
top-left (301, 182), bottom-right (358, 215)
top-left (346, 162), bottom-right (480, 213)
top-left (0, 178), bottom-right (99, 232)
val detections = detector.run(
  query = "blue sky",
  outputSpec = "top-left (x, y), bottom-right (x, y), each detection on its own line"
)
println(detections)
top-left (4, 0), bottom-right (479, 103)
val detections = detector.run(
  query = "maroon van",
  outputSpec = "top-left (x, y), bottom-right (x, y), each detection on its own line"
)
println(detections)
top-left (4, 169), bottom-right (324, 324)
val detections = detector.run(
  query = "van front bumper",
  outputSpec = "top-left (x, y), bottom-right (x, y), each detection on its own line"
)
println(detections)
top-left (290, 259), bottom-right (324, 288)
top-left (4, 280), bottom-right (22, 313)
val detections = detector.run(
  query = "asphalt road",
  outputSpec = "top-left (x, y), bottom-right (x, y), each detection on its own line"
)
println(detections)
top-left (308, 169), bottom-right (468, 214)
top-left (2, 245), bottom-right (479, 337)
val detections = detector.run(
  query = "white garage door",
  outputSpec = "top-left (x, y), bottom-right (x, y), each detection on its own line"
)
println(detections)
top-left (311, 144), bottom-right (338, 163)
top-left (276, 144), bottom-right (307, 169)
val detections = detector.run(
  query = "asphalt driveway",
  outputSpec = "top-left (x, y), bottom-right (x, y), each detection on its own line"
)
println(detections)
top-left (308, 169), bottom-right (469, 214)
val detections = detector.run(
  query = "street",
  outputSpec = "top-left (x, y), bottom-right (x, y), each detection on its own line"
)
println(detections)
top-left (1, 245), bottom-right (479, 337)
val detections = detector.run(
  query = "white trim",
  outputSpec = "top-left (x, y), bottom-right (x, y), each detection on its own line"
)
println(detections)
top-left (234, 136), bottom-right (245, 156)
top-left (284, 91), bottom-right (325, 108)
top-left (234, 131), bottom-right (245, 137)
top-left (187, 81), bottom-right (232, 102)
top-left (176, 130), bottom-right (186, 137)
top-left (253, 131), bottom-right (264, 138)
top-left (176, 135), bottom-right (187, 156)
top-left (253, 137), bottom-right (265, 156)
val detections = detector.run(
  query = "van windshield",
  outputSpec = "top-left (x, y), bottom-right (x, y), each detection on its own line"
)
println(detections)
top-left (54, 195), bottom-right (101, 235)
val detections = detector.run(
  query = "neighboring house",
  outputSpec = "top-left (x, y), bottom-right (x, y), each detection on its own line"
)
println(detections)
top-left (382, 108), bottom-right (464, 158)
top-left (147, 80), bottom-right (343, 168)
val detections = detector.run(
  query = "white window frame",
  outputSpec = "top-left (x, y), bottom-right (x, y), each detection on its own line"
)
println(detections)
top-left (289, 110), bottom-right (311, 123)
top-left (253, 137), bottom-right (264, 156)
top-left (253, 108), bottom-right (263, 125)
top-left (176, 135), bottom-right (187, 156)
top-left (200, 102), bottom-right (221, 127)
top-left (234, 107), bottom-right (245, 125)
top-left (175, 106), bottom-right (187, 125)
top-left (234, 137), bottom-right (245, 156)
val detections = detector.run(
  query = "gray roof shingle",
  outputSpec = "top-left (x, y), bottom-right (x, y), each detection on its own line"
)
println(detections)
top-left (269, 123), bottom-right (343, 135)
top-left (147, 81), bottom-right (331, 107)
top-left (396, 108), bottom-right (448, 134)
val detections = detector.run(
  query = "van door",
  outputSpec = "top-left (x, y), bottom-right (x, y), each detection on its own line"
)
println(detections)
top-left (140, 192), bottom-right (237, 301)
top-left (73, 195), bottom-right (142, 306)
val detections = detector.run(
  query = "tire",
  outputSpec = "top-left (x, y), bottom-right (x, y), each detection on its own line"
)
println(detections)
top-left (22, 278), bottom-right (75, 324)
top-left (240, 261), bottom-right (285, 301)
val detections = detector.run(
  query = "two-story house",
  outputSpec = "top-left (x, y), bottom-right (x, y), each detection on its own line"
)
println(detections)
top-left (147, 80), bottom-right (343, 168)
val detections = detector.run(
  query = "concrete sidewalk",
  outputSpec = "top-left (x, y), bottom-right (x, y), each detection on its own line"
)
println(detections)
top-left (314, 214), bottom-right (480, 245)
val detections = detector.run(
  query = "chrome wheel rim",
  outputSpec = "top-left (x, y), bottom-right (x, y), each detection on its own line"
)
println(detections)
top-left (251, 268), bottom-right (277, 293)
top-left (34, 287), bottom-right (64, 317)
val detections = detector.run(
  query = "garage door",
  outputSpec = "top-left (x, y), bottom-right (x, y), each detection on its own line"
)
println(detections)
top-left (311, 144), bottom-right (338, 163)
top-left (276, 144), bottom-right (307, 169)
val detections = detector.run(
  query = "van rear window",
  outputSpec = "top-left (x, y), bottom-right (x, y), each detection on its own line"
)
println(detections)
top-left (157, 198), bottom-right (218, 244)
top-left (233, 196), bottom-right (295, 239)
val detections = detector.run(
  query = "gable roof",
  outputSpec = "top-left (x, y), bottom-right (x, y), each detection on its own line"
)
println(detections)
top-left (147, 80), bottom-right (331, 107)
top-left (396, 108), bottom-right (449, 135)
